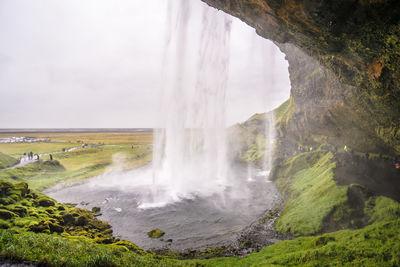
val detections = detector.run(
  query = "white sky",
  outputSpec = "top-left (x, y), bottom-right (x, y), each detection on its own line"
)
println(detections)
top-left (0, 0), bottom-right (290, 128)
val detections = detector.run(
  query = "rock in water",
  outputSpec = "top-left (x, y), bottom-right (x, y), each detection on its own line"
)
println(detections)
top-left (147, 229), bottom-right (165, 238)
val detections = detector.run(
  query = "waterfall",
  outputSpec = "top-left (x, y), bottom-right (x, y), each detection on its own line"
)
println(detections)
top-left (263, 112), bottom-right (275, 174)
top-left (146, 0), bottom-right (232, 207)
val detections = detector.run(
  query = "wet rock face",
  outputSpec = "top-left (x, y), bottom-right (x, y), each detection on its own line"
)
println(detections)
top-left (202, 0), bottom-right (400, 153)
top-left (202, 0), bottom-right (400, 88)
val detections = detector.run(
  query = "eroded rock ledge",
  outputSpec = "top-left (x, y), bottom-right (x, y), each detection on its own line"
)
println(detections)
top-left (203, 0), bottom-right (400, 153)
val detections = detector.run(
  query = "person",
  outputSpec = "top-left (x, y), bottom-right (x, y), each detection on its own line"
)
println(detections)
top-left (344, 145), bottom-right (348, 152)
top-left (393, 156), bottom-right (398, 166)
top-left (365, 152), bottom-right (369, 159)
top-left (35, 154), bottom-right (39, 161)
top-left (49, 154), bottom-right (53, 161)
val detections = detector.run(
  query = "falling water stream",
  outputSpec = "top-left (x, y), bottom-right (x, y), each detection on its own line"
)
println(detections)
top-left (147, 0), bottom-right (232, 207)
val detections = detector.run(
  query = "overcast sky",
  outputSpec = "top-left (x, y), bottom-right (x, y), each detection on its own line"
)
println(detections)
top-left (0, 0), bottom-right (290, 128)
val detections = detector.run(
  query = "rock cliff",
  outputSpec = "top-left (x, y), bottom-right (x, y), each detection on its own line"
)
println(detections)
top-left (203, 0), bottom-right (400, 153)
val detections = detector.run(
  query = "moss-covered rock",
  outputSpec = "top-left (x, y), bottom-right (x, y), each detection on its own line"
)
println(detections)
top-left (76, 215), bottom-right (88, 226)
top-left (91, 206), bottom-right (101, 213)
top-left (147, 229), bottom-right (165, 238)
top-left (7, 206), bottom-right (27, 217)
top-left (0, 179), bottom-right (134, 249)
top-left (113, 240), bottom-right (146, 255)
top-left (0, 180), bottom-right (12, 197)
top-left (204, 0), bottom-right (400, 155)
top-left (28, 221), bottom-right (50, 233)
top-left (0, 209), bottom-right (17, 220)
top-left (36, 197), bottom-right (55, 207)
top-left (48, 222), bottom-right (64, 233)
top-left (0, 219), bottom-right (11, 229)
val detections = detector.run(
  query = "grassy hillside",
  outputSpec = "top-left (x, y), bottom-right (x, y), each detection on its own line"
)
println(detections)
top-left (0, 131), bottom-right (153, 145)
top-left (271, 151), bottom-right (349, 236)
top-left (0, 142), bottom-right (80, 158)
top-left (0, 132), bottom-right (152, 191)
top-left (2, 212), bottom-right (400, 266)
top-left (0, 152), bottom-right (18, 169)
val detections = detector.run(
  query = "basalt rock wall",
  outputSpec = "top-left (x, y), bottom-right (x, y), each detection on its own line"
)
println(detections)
top-left (202, 0), bottom-right (400, 153)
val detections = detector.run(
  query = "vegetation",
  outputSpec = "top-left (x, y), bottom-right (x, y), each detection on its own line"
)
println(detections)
top-left (272, 151), bottom-right (349, 236)
top-left (1, 126), bottom-right (399, 266)
top-left (1, 216), bottom-right (400, 266)
top-left (0, 131), bottom-right (153, 145)
top-left (197, 219), bottom-right (400, 266)
top-left (0, 179), bottom-right (145, 254)
top-left (274, 97), bottom-right (294, 138)
top-left (0, 152), bottom-right (19, 169)
top-left (147, 229), bottom-right (165, 238)
top-left (0, 142), bottom-right (80, 158)
top-left (365, 196), bottom-right (400, 224)
top-left (0, 132), bottom-right (152, 191)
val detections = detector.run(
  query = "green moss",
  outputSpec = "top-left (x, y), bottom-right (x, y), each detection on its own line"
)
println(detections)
top-left (0, 180), bottom-right (13, 197)
top-left (200, 219), bottom-right (400, 266)
top-left (6, 206), bottom-right (27, 217)
top-left (147, 229), bottom-right (165, 238)
top-left (274, 97), bottom-right (295, 138)
top-left (313, 235), bottom-right (335, 247)
top-left (113, 240), bottom-right (146, 255)
top-left (0, 209), bottom-right (17, 220)
top-left (0, 220), bottom-right (11, 229)
top-left (0, 179), bottom-right (118, 244)
top-left (2, 220), bottom-right (400, 266)
top-left (35, 197), bottom-right (55, 207)
top-left (28, 221), bottom-right (50, 233)
top-left (273, 151), bottom-right (348, 236)
top-left (365, 196), bottom-right (400, 223)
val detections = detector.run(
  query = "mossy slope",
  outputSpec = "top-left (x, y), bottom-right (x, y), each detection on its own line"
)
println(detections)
top-left (0, 179), bottom-right (144, 255)
top-left (1, 219), bottom-right (400, 266)
top-left (272, 151), bottom-right (349, 236)
top-left (198, 219), bottom-right (400, 267)
top-left (0, 152), bottom-right (19, 169)
top-left (0, 145), bottom-right (152, 191)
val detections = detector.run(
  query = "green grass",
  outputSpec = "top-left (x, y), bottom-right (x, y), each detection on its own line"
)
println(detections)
top-left (0, 230), bottom-right (185, 267)
top-left (0, 152), bottom-right (19, 169)
top-left (272, 151), bottom-right (348, 236)
top-left (0, 142), bottom-right (80, 158)
top-left (0, 144), bottom-right (152, 191)
top-left (0, 132), bottom-right (153, 145)
top-left (1, 219), bottom-right (400, 266)
top-left (195, 219), bottom-right (400, 267)
top-left (365, 196), bottom-right (400, 224)
top-left (0, 179), bottom-right (145, 253)
top-left (0, 132), bottom-right (153, 191)
top-left (274, 97), bottom-right (294, 138)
